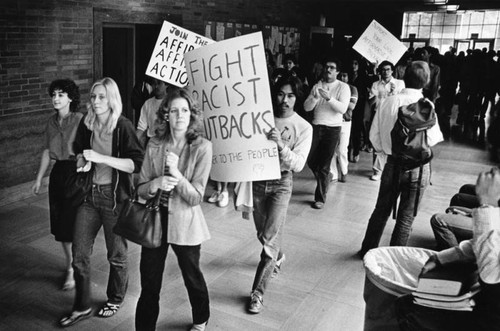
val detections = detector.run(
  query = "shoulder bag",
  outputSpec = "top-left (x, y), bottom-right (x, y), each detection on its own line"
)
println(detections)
top-left (114, 187), bottom-right (163, 248)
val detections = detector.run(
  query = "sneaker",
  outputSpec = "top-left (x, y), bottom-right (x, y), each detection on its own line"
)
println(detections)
top-left (353, 155), bottom-right (360, 163)
top-left (217, 191), bottom-right (229, 207)
top-left (190, 321), bottom-right (208, 331)
top-left (370, 173), bottom-right (380, 181)
top-left (208, 192), bottom-right (219, 203)
top-left (62, 268), bottom-right (75, 291)
top-left (272, 254), bottom-right (286, 278)
top-left (248, 292), bottom-right (263, 314)
top-left (312, 201), bottom-right (324, 209)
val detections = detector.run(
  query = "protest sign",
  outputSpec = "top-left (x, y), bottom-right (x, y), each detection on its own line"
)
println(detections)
top-left (146, 21), bottom-right (214, 87)
top-left (353, 20), bottom-right (407, 66)
top-left (185, 32), bottom-right (281, 182)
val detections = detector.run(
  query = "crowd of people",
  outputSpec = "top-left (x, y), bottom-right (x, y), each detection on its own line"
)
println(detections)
top-left (31, 41), bottom-right (500, 330)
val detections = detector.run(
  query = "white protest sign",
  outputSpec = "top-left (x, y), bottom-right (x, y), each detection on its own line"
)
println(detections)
top-left (146, 21), bottom-right (214, 87)
top-left (353, 20), bottom-right (407, 66)
top-left (185, 32), bottom-right (281, 182)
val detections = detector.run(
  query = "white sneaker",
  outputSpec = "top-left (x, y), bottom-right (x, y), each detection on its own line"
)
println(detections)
top-left (370, 173), bottom-right (381, 181)
top-left (272, 254), bottom-right (286, 278)
top-left (217, 191), bottom-right (229, 207)
top-left (208, 192), bottom-right (219, 203)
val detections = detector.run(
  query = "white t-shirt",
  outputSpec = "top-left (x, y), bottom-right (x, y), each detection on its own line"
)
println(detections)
top-left (137, 97), bottom-right (163, 138)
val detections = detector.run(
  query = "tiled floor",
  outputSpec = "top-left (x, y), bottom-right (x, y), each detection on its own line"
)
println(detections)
top-left (0, 139), bottom-right (494, 331)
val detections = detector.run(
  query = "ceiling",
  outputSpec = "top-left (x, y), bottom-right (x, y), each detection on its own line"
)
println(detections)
top-left (318, 0), bottom-right (500, 12)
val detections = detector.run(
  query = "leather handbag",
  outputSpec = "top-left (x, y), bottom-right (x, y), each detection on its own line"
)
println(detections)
top-left (114, 188), bottom-right (163, 248)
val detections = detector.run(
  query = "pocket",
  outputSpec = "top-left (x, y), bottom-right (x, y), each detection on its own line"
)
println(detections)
top-left (100, 187), bottom-right (114, 200)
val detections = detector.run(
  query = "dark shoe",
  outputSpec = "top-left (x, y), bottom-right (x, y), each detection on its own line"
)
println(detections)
top-left (97, 302), bottom-right (120, 318)
top-left (312, 201), bottom-right (324, 209)
top-left (357, 249), bottom-right (368, 259)
top-left (248, 292), bottom-right (263, 314)
top-left (339, 174), bottom-right (347, 183)
top-left (272, 254), bottom-right (286, 278)
top-left (59, 309), bottom-right (92, 327)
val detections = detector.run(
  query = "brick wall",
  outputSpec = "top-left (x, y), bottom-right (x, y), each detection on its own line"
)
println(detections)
top-left (0, 0), bottom-right (402, 191)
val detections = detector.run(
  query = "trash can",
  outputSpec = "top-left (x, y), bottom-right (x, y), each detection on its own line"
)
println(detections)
top-left (363, 246), bottom-right (436, 331)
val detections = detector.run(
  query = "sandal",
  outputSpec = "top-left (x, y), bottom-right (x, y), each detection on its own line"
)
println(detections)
top-left (97, 302), bottom-right (120, 318)
top-left (59, 308), bottom-right (92, 327)
top-left (62, 269), bottom-right (75, 291)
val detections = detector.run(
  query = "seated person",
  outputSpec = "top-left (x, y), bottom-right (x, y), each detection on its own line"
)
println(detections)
top-left (396, 168), bottom-right (500, 331)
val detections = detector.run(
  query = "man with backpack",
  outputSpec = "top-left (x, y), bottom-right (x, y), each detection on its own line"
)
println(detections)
top-left (358, 61), bottom-right (443, 258)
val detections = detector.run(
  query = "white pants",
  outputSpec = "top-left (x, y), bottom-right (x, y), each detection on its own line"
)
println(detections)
top-left (372, 151), bottom-right (387, 174)
top-left (330, 121), bottom-right (352, 179)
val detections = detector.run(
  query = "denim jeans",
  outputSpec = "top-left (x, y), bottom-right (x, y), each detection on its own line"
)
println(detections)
top-left (307, 125), bottom-right (341, 203)
top-left (72, 184), bottom-right (128, 311)
top-left (251, 172), bottom-right (293, 297)
top-left (360, 158), bottom-right (430, 253)
top-left (330, 121), bottom-right (351, 179)
top-left (136, 207), bottom-right (209, 330)
top-left (430, 213), bottom-right (473, 250)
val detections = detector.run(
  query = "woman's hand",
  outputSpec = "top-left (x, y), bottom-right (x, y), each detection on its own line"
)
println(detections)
top-left (149, 175), bottom-right (179, 194)
top-left (32, 180), bottom-right (41, 195)
top-left (83, 149), bottom-right (105, 164)
top-left (266, 127), bottom-right (284, 151)
top-left (165, 152), bottom-right (182, 179)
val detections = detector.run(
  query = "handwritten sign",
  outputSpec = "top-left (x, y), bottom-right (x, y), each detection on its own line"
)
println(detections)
top-left (353, 20), bottom-right (407, 66)
top-left (185, 32), bottom-right (281, 182)
top-left (146, 21), bottom-right (214, 87)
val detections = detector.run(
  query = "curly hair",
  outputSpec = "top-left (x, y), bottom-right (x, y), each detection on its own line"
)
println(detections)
top-left (155, 87), bottom-right (203, 143)
top-left (48, 79), bottom-right (80, 112)
top-left (84, 77), bottom-right (122, 134)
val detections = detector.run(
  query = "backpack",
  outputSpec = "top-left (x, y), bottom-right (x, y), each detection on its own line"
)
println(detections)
top-left (390, 98), bottom-right (436, 217)
top-left (391, 98), bottom-right (436, 170)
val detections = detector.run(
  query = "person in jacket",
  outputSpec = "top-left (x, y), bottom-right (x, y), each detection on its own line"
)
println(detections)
top-left (59, 77), bottom-right (143, 327)
top-left (32, 78), bottom-right (82, 291)
top-left (248, 74), bottom-right (312, 314)
top-left (396, 167), bottom-right (500, 331)
top-left (135, 87), bottom-right (212, 331)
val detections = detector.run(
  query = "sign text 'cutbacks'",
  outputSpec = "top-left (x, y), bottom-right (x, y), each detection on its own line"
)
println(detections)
top-left (185, 32), bottom-right (281, 182)
top-left (146, 21), bottom-right (214, 87)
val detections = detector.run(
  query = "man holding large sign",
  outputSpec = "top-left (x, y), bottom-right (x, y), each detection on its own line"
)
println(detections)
top-left (184, 32), bottom-right (281, 182)
top-left (146, 21), bottom-right (214, 87)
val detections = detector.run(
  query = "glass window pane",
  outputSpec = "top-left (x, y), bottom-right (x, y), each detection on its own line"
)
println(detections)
top-left (420, 13), bottom-right (432, 25)
top-left (484, 11), bottom-right (498, 24)
top-left (419, 26), bottom-right (431, 38)
top-left (461, 13), bottom-right (471, 26)
top-left (431, 26), bottom-right (443, 39)
top-left (443, 25), bottom-right (456, 39)
top-left (408, 13), bottom-right (420, 25)
top-left (470, 12), bottom-right (484, 25)
top-left (408, 25), bottom-right (419, 36)
top-left (441, 39), bottom-right (454, 53)
top-left (444, 13), bottom-right (457, 25)
top-left (469, 25), bottom-right (482, 37)
top-left (456, 25), bottom-right (469, 39)
top-left (432, 13), bottom-right (444, 26)
top-left (482, 25), bottom-right (496, 38)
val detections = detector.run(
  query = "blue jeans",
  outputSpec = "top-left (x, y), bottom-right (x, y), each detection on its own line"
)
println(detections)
top-left (72, 184), bottom-right (128, 311)
top-left (430, 213), bottom-right (472, 250)
top-left (307, 125), bottom-right (341, 203)
top-left (251, 172), bottom-right (292, 297)
top-left (360, 158), bottom-right (430, 253)
top-left (136, 207), bottom-right (209, 330)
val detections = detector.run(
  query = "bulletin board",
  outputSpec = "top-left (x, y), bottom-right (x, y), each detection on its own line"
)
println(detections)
top-left (204, 21), bottom-right (301, 68)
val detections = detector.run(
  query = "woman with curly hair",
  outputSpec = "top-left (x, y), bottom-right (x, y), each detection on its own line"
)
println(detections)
top-left (32, 78), bottom-right (82, 291)
top-left (59, 77), bottom-right (143, 327)
top-left (135, 87), bottom-right (212, 331)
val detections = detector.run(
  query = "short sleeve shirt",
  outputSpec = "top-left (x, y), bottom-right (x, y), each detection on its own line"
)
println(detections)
top-left (45, 112), bottom-right (83, 160)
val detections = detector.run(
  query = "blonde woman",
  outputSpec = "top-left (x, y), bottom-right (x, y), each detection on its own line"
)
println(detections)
top-left (59, 77), bottom-right (143, 327)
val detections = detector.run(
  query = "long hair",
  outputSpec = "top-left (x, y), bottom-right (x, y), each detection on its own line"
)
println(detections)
top-left (84, 77), bottom-right (122, 134)
top-left (272, 74), bottom-right (304, 112)
top-left (48, 79), bottom-right (80, 112)
top-left (155, 87), bottom-right (203, 143)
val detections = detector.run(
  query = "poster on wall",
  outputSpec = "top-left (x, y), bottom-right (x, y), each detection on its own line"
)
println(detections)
top-left (184, 32), bottom-right (281, 182)
top-left (146, 21), bottom-right (214, 87)
top-left (353, 20), bottom-right (407, 66)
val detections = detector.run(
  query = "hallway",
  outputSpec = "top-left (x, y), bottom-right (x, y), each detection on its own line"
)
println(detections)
top-left (0, 140), bottom-right (494, 331)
